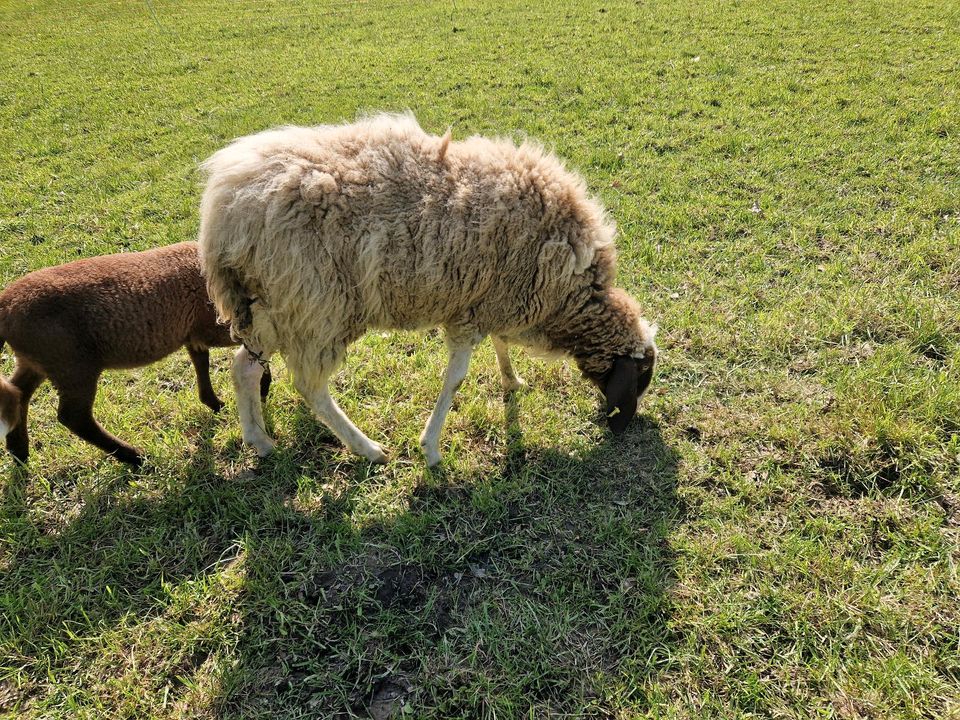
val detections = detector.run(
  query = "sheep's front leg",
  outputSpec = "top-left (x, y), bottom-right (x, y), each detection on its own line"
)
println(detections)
top-left (231, 346), bottom-right (275, 456)
top-left (295, 377), bottom-right (388, 464)
top-left (491, 336), bottom-right (525, 394)
top-left (420, 339), bottom-right (476, 467)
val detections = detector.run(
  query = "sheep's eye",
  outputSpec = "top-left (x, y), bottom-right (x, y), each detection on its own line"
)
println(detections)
top-left (636, 357), bottom-right (654, 398)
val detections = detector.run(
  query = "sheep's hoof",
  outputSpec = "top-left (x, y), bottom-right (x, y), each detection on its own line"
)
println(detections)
top-left (418, 431), bottom-right (443, 467)
top-left (502, 377), bottom-right (527, 395)
top-left (250, 436), bottom-right (276, 457)
top-left (362, 442), bottom-right (389, 464)
top-left (421, 445), bottom-right (442, 468)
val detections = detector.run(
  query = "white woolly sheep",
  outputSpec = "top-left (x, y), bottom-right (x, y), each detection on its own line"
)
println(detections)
top-left (198, 113), bottom-right (658, 466)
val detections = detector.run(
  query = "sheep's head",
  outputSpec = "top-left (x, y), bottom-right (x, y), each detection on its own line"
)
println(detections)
top-left (575, 288), bottom-right (658, 434)
top-left (592, 347), bottom-right (657, 433)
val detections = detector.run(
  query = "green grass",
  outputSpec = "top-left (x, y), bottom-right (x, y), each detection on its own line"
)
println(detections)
top-left (1, 0), bottom-right (959, 716)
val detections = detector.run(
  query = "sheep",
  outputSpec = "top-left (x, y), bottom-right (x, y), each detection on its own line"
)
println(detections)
top-left (0, 241), bottom-right (270, 467)
top-left (198, 113), bottom-right (658, 466)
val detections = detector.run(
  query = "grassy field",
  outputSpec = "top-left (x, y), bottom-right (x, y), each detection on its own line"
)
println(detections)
top-left (1, 0), bottom-right (959, 717)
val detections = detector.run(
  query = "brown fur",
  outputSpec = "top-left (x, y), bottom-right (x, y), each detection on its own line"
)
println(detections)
top-left (0, 241), bottom-right (267, 467)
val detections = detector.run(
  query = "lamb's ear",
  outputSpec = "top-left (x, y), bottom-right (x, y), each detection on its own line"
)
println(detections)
top-left (604, 356), bottom-right (638, 435)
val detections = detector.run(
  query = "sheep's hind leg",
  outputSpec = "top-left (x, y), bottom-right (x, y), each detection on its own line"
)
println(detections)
top-left (295, 376), bottom-right (388, 464)
top-left (232, 346), bottom-right (275, 456)
top-left (188, 346), bottom-right (224, 413)
top-left (420, 338), bottom-right (477, 467)
top-left (491, 336), bottom-right (525, 394)
top-left (54, 371), bottom-right (143, 467)
top-left (5, 364), bottom-right (45, 462)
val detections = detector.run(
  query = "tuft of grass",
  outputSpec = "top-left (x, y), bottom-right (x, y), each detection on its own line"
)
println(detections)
top-left (1, 0), bottom-right (959, 717)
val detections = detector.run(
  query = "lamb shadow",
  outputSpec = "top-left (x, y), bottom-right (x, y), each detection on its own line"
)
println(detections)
top-left (214, 402), bottom-right (682, 717)
top-left (0, 414), bottom-right (293, 709)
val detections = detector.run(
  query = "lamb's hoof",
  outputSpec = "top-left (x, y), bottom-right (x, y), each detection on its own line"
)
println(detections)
top-left (7, 440), bottom-right (28, 464)
top-left (115, 448), bottom-right (144, 467)
top-left (205, 398), bottom-right (225, 413)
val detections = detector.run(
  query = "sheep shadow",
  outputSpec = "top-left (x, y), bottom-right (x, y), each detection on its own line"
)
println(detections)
top-left (0, 399), bottom-right (681, 718)
top-left (214, 404), bottom-right (682, 718)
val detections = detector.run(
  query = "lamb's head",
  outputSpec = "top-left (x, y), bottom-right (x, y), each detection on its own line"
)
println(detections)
top-left (571, 288), bottom-right (658, 434)
top-left (0, 377), bottom-right (21, 441)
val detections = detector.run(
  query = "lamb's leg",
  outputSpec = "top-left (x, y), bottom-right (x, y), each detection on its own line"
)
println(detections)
top-left (5, 364), bottom-right (44, 463)
top-left (54, 371), bottom-right (143, 467)
top-left (295, 376), bottom-right (388, 464)
top-left (420, 339), bottom-right (476, 467)
top-left (188, 346), bottom-right (224, 413)
top-left (231, 346), bottom-right (275, 456)
top-left (491, 336), bottom-right (525, 394)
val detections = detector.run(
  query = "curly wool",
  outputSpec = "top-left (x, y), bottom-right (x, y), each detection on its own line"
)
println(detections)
top-left (198, 113), bottom-right (655, 387)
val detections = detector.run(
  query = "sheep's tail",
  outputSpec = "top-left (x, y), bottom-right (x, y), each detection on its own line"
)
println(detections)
top-left (198, 221), bottom-right (268, 348)
top-left (197, 244), bottom-right (251, 342)
top-left (198, 135), bottom-right (289, 351)
top-left (198, 136), bottom-right (266, 343)
top-left (197, 189), bottom-right (244, 339)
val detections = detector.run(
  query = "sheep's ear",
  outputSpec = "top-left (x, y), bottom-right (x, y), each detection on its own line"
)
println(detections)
top-left (604, 356), bottom-right (638, 435)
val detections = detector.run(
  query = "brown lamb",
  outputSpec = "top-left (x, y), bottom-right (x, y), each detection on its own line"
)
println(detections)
top-left (0, 241), bottom-right (269, 467)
